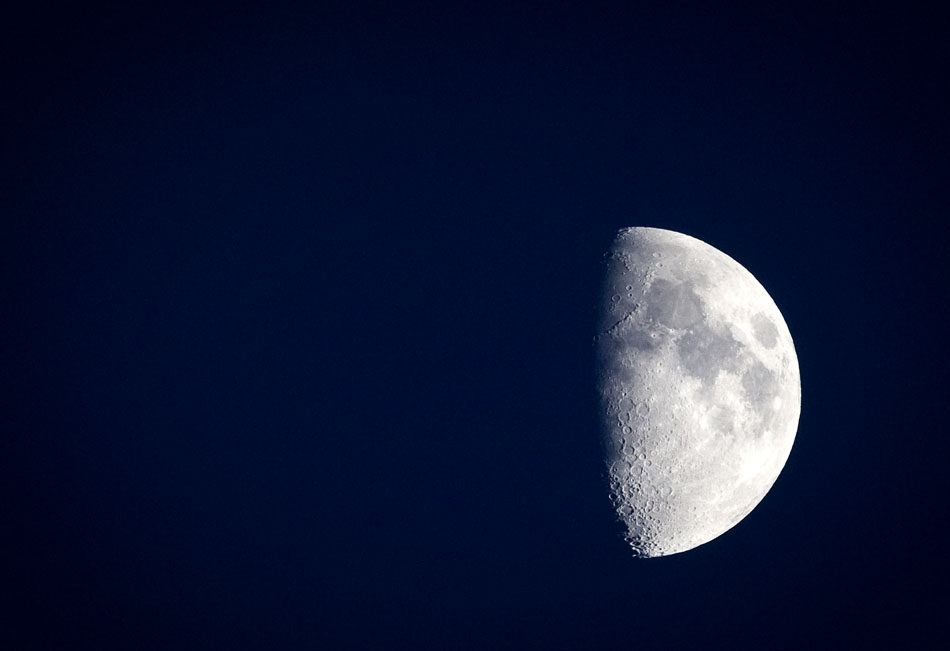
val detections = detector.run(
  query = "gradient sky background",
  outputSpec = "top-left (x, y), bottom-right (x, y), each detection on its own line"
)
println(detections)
top-left (4, 2), bottom-right (948, 649)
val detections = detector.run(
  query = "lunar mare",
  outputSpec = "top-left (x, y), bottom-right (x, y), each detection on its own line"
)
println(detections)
top-left (596, 227), bottom-right (800, 558)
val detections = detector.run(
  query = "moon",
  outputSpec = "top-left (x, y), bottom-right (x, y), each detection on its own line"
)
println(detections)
top-left (596, 227), bottom-right (801, 558)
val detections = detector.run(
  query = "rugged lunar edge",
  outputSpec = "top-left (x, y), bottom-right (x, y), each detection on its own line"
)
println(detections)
top-left (596, 227), bottom-right (801, 558)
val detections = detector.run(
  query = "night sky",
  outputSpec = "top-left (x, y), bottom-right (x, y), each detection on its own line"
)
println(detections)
top-left (4, 3), bottom-right (948, 649)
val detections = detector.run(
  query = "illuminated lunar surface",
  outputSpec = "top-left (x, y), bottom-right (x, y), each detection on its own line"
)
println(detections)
top-left (596, 227), bottom-right (801, 558)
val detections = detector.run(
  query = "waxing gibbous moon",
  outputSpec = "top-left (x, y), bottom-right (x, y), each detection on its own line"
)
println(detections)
top-left (596, 227), bottom-right (800, 558)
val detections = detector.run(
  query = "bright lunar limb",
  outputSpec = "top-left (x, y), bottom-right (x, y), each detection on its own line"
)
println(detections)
top-left (596, 227), bottom-right (800, 558)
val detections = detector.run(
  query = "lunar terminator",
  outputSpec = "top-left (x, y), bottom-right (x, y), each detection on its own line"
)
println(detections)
top-left (596, 227), bottom-right (800, 557)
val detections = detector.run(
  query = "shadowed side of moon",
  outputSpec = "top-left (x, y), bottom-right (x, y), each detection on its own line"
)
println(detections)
top-left (596, 227), bottom-right (801, 558)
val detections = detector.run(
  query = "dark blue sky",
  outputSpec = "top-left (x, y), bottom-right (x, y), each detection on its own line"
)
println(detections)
top-left (4, 2), bottom-right (947, 649)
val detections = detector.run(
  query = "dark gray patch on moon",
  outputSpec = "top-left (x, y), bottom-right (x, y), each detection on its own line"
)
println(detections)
top-left (677, 325), bottom-right (742, 385)
top-left (644, 241), bottom-right (688, 262)
top-left (752, 313), bottom-right (779, 349)
top-left (741, 359), bottom-right (777, 405)
top-left (709, 405), bottom-right (735, 435)
top-left (647, 280), bottom-right (704, 329)
top-left (624, 327), bottom-right (660, 352)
